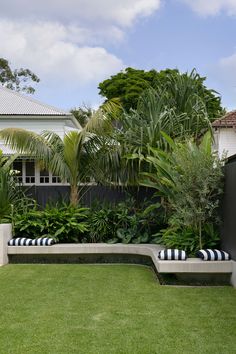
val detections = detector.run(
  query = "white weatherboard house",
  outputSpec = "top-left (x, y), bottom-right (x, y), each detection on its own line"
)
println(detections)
top-left (0, 86), bottom-right (80, 186)
top-left (213, 111), bottom-right (236, 158)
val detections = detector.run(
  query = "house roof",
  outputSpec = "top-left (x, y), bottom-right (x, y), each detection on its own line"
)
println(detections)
top-left (212, 111), bottom-right (236, 128)
top-left (0, 86), bottom-right (71, 116)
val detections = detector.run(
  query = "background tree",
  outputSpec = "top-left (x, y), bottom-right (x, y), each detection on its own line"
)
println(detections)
top-left (0, 58), bottom-right (40, 94)
top-left (98, 67), bottom-right (224, 120)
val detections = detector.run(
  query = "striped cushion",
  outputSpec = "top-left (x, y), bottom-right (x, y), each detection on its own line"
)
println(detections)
top-left (158, 249), bottom-right (187, 260)
top-left (8, 238), bottom-right (32, 246)
top-left (31, 238), bottom-right (55, 246)
top-left (196, 249), bottom-right (231, 261)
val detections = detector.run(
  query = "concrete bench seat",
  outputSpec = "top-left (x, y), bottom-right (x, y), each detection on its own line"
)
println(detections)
top-left (1, 224), bottom-right (235, 286)
top-left (7, 243), bottom-right (233, 274)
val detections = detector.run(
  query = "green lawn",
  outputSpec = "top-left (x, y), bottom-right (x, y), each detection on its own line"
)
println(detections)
top-left (0, 265), bottom-right (236, 354)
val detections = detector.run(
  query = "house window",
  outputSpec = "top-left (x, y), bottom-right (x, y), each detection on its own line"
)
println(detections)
top-left (52, 175), bottom-right (61, 183)
top-left (25, 161), bottom-right (35, 184)
top-left (40, 168), bottom-right (50, 183)
top-left (12, 159), bottom-right (67, 185)
top-left (12, 161), bottom-right (23, 183)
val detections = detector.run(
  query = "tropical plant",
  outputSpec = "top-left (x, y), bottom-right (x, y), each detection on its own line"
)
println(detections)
top-left (70, 105), bottom-right (93, 128)
top-left (108, 83), bottom-right (213, 185)
top-left (13, 205), bottom-right (89, 242)
top-left (0, 151), bottom-right (34, 222)
top-left (154, 224), bottom-right (220, 255)
top-left (119, 86), bottom-right (212, 154)
top-left (140, 131), bottom-right (224, 249)
top-left (85, 198), bottom-right (165, 244)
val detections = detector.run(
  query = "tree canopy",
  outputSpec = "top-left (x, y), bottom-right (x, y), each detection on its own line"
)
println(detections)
top-left (98, 67), bottom-right (224, 120)
top-left (0, 58), bottom-right (40, 94)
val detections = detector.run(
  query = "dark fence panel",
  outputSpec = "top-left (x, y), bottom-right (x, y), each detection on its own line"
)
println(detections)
top-left (26, 185), bottom-right (155, 208)
top-left (221, 160), bottom-right (236, 260)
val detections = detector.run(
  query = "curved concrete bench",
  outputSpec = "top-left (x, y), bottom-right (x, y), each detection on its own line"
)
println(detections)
top-left (7, 243), bottom-right (234, 274)
top-left (1, 224), bottom-right (235, 286)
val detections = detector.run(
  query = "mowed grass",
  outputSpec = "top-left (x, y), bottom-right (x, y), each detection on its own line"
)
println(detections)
top-left (0, 265), bottom-right (236, 354)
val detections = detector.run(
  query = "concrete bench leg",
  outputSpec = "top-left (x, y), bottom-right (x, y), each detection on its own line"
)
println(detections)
top-left (0, 224), bottom-right (12, 266)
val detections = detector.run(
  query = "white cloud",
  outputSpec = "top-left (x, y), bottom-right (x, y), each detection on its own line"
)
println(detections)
top-left (0, 20), bottom-right (124, 87)
top-left (1, 0), bottom-right (161, 27)
top-left (219, 52), bottom-right (236, 81)
top-left (0, 1), bottom-right (162, 108)
top-left (182, 0), bottom-right (236, 16)
top-left (0, 1), bottom-right (162, 84)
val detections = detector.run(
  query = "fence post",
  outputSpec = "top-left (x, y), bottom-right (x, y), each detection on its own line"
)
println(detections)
top-left (0, 224), bottom-right (12, 265)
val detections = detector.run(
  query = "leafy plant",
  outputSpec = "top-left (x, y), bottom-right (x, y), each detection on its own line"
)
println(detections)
top-left (13, 205), bottom-right (89, 242)
top-left (86, 198), bottom-right (165, 244)
top-left (86, 207), bottom-right (117, 243)
top-left (0, 151), bottom-right (34, 223)
top-left (155, 224), bottom-right (220, 255)
top-left (140, 131), bottom-right (224, 249)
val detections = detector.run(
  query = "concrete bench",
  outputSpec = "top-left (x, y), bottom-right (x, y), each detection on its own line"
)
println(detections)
top-left (1, 224), bottom-right (235, 286)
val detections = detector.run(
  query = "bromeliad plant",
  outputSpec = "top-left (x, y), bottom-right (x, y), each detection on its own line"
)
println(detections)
top-left (140, 131), bottom-right (224, 251)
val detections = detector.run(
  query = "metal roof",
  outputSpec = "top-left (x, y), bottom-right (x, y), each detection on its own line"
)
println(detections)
top-left (212, 110), bottom-right (236, 128)
top-left (0, 86), bottom-right (71, 116)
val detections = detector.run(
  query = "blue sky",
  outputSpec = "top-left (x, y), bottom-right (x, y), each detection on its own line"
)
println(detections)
top-left (0, 0), bottom-right (236, 111)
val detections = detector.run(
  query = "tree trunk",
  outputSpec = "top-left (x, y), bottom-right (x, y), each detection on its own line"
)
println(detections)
top-left (70, 185), bottom-right (78, 207)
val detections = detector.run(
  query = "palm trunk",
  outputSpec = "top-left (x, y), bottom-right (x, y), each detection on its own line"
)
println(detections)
top-left (70, 185), bottom-right (78, 207)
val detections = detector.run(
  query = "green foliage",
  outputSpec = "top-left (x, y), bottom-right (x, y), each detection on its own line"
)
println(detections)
top-left (98, 67), bottom-right (223, 119)
top-left (86, 207), bottom-right (117, 242)
top-left (141, 132), bottom-right (224, 249)
top-left (0, 57), bottom-right (40, 94)
top-left (85, 198), bottom-right (165, 244)
top-left (119, 87), bottom-right (212, 156)
top-left (70, 105), bottom-right (93, 128)
top-left (106, 72), bottom-right (215, 185)
top-left (155, 224), bottom-right (220, 255)
top-left (0, 151), bottom-right (34, 223)
top-left (13, 205), bottom-right (89, 242)
top-left (98, 67), bottom-right (157, 112)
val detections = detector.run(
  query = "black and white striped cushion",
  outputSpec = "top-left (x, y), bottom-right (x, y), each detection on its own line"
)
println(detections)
top-left (31, 238), bottom-right (55, 246)
top-left (158, 249), bottom-right (187, 260)
top-left (196, 249), bottom-right (231, 261)
top-left (8, 238), bottom-right (32, 246)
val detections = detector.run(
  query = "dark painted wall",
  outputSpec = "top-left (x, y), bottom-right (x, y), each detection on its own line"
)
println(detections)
top-left (26, 185), bottom-right (155, 208)
top-left (221, 160), bottom-right (236, 260)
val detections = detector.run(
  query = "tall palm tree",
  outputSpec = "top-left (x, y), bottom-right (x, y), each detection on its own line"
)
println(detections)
top-left (0, 103), bottom-right (119, 206)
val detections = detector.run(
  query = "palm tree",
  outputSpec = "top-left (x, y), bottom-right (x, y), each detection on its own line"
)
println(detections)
top-left (0, 103), bottom-right (119, 206)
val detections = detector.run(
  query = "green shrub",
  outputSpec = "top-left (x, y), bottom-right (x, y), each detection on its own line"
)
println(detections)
top-left (86, 198), bottom-right (165, 244)
top-left (155, 223), bottom-right (220, 255)
top-left (13, 205), bottom-right (89, 242)
top-left (13, 198), bottom-right (165, 244)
